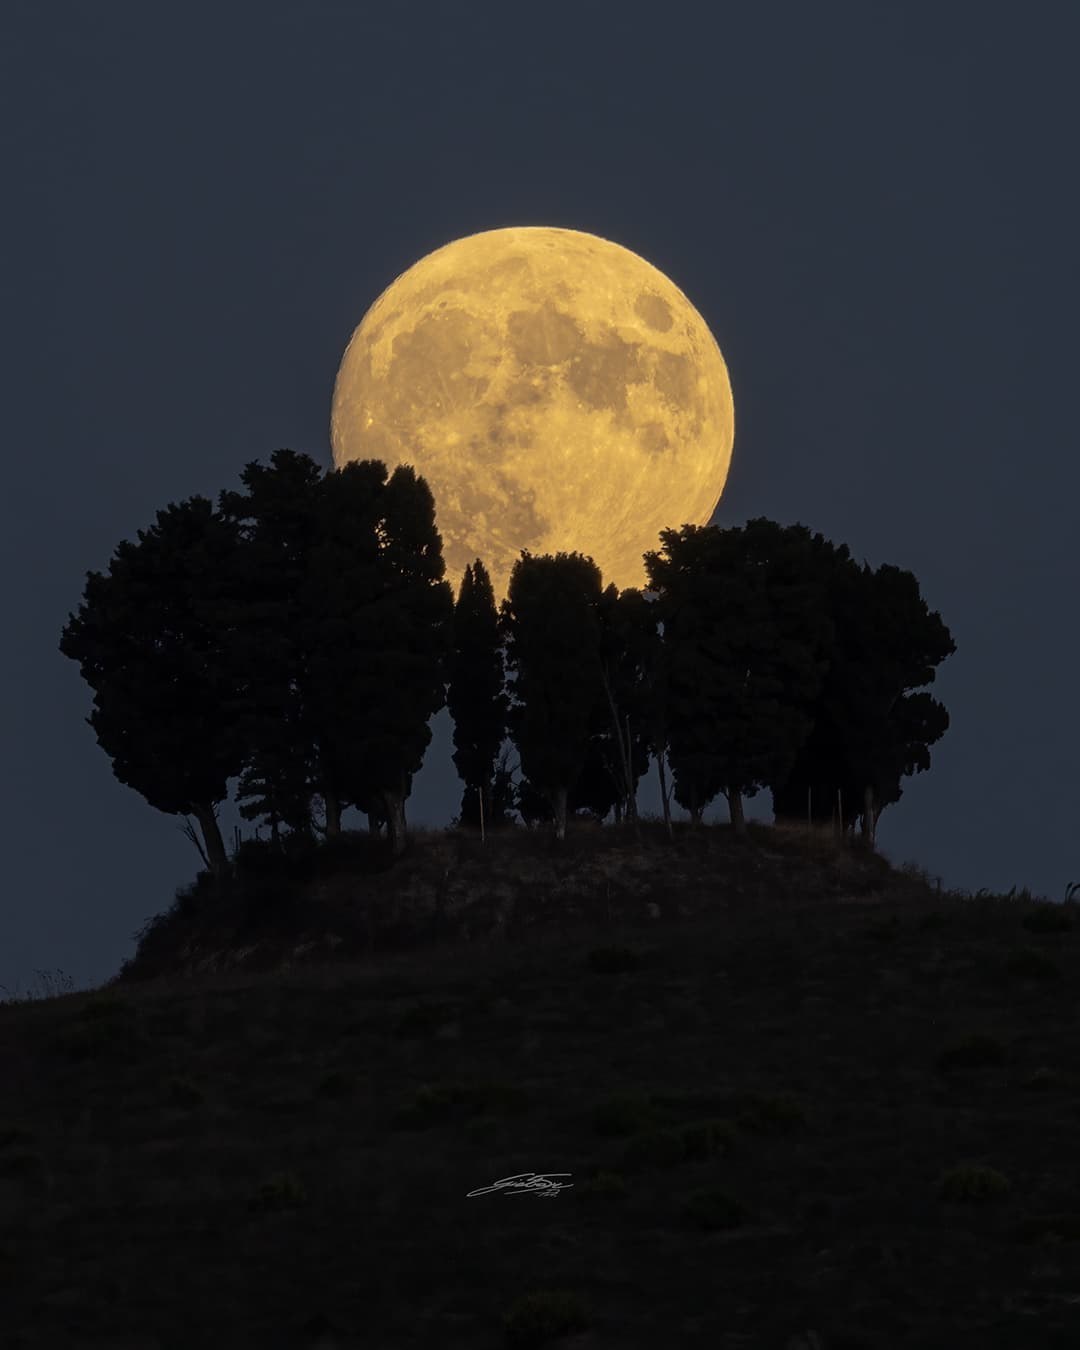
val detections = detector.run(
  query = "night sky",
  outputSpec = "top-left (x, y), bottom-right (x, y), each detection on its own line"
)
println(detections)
top-left (4, 3), bottom-right (1078, 996)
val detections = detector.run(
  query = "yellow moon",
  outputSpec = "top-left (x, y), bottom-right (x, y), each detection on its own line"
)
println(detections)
top-left (330, 226), bottom-right (734, 604)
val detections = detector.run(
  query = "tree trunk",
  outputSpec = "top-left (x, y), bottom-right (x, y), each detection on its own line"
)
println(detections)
top-left (323, 787), bottom-right (342, 839)
top-left (613, 797), bottom-right (623, 825)
top-left (367, 812), bottom-right (382, 837)
top-left (861, 784), bottom-right (876, 847)
top-left (382, 790), bottom-right (407, 857)
top-left (553, 785), bottom-right (568, 841)
top-left (657, 751), bottom-right (673, 841)
top-left (191, 801), bottom-right (230, 880)
top-left (727, 787), bottom-right (747, 836)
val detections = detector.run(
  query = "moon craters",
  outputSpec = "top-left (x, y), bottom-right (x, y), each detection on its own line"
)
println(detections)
top-left (635, 291), bottom-right (674, 332)
top-left (507, 302), bottom-right (583, 366)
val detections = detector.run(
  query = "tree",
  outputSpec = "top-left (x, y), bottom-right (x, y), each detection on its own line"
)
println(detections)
top-left (304, 461), bottom-right (453, 856)
top-left (595, 584), bottom-right (657, 835)
top-left (500, 551), bottom-right (605, 841)
top-left (446, 559), bottom-right (510, 830)
top-left (645, 520), bottom-right (834, 834)
top-left (217, 449), bottom-right (327, 846)
top-left (59, 496), bottom-right (248, 879)
top-left (770, 555), bottom-right (955, 846)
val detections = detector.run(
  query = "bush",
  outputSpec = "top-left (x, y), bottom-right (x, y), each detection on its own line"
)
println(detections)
top-left (1022, 904), bottom-right (1073, 934)
top-left (391, 1079), bottom-right (528, 1130)
top-left (616, 1127), bottom-right (687, 1173)
top-left (681, 1187), bottom-right (749, 1231)
top-left (938, 1164), bottom-right (1010, 1204)
top-left (735, 1093), bottom-right (808, 1135)
top-left (315, 1071), bottom-right (354, 1101)
top-left (0, 1150), bottom-right (46, 1181)
top-left (165, 1076), bottom-right (205, 1107)
top-left (247, 1171), bottom-right (307, 1213)
top-left (1010, 1212), bottom-right (1080, 1244)
top-left (1005, 947), bottom-right (1060, 980)
top-left (590, 1092), bottom-right (656, 1137)
top-left (579, 1170), bottom-right (628, 1201)
top-left (935, 1034), bottom-right (1007, 1072)
top-left (0, 1124), bottom-right (34, 1149)
top-left (678, 1118), bottom-right (738, 1160)
top-left (393, 1000), bottom-right (460, 1037)
top-left (234, 835), bottom-right (315, 883)
top-left (1022, 1066), bottom-right (1059, 1091)
top-left (587, 945), bottom-right (643, 974)
top-left (502, 1290), bottom-right (591, 1349)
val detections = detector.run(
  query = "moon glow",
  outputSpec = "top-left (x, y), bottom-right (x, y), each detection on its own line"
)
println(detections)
top-left (330, 226), bottom-right (735, 604)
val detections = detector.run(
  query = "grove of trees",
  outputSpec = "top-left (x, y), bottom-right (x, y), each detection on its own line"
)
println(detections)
top-left (60, 450), bottom-right (956, 875)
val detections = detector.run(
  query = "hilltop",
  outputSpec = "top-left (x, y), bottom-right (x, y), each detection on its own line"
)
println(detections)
top-left (2, 821), bottom-right (1079, 1349)
top-left (109, 817), bottom-right (939, 987)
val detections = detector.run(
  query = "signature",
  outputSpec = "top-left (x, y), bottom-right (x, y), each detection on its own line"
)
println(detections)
top-left (466, 1172), bottom-right (573, 1198)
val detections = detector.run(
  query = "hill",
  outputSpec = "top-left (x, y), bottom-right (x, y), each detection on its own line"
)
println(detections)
top-left (2, 819), bottom-right (1079, 1349)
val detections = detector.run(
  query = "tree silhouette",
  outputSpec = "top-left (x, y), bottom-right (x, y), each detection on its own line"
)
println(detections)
top-left (645, 520), bottom-right (834, 832)
top-left (446, 559), bottom-right (510, 830)
top-left (217, 449), bottom-right (326, 846)
top-left (305, 460), bottom-right (453, 856)
top-left (770, 552), bottom-right (955, 844)
top-left (500, 551), bottom-right (605, 841)
top-left (59, 496), bottom-right (248, 878)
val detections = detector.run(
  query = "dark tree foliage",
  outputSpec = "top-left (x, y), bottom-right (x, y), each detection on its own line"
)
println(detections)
top-left (770, 553), bottom-right (955, 843)
top-left (645, 519), bottom-right (835, 832)
top-left (303, 461), bottom-right (454, 856)
top-left (447, 559), bottom-right (510, 830)
top-left (513, 583), bottom-right (658, 831)
top-left (217, 450), bottom-right (326, 845)
top-left (595, 584), bottom-right (658, 829)
top-left (500, 551), bottom-right (605, 841)
top-left (59, 497), bottom-right (248, 877)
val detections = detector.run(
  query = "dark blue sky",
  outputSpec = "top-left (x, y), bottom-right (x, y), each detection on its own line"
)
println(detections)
top-left (3, 2), bottom-right (1077, 995)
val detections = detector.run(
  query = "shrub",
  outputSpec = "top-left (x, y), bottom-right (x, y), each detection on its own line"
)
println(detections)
top-left (938, 1164), bottom-right (1010, 1204)
top-left (52, 1016), bottom-right (148, 1062)
top-left (579, 1170), bottom-right (628, 1201)
top-left (315, 1071), bottom-right (354, 1101)
top-left (502, 1290), bottom-right (591, 1349)
top-left (678, 1118), bottom-right (738, 1160)
top-left (587, 945), bottom-right (643, 974)
top-left (935, 1034), bottom-right (1006, 1072)
top-left (0, 1150), bottom-right (46, 1181)
top-left (1005, 947), bottom-right (1060, 980)
top-left (1022, 1066), bottom-right (1059, 1091)
top-left (393, 1000), bottom-right (460, 1037)
top-left (247, 1171), bottom-right (307, 1213)
top-left (681, 1187), bottom-right (749, 1231)
top-left (0, 1124), bottom-right (34, 1149)
top-left (1022, 905), bottom-right (1073, 934)
top-left (165, 1076), bottom-right (205, 1108)
top-left (1010, 1212), bottom-right (1080, 1244)
top-left (80, 991), bottom-right (132, 1021)
top-left (918, 912), bottom-right (950, 931)
top-left (616, 1127), bottom-right (687, 1173)
top-left (735, 1093), bottom-right (808, 1135)
top-left (865, 915), bottom-right (901, 943)
top-left (392, 1079), bottom-right (527, 1130)
top-left (590, 1092), bottom-right (656, 1137)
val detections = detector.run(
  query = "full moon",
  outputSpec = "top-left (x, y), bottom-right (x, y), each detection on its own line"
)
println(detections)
top-left (330, 226), bottom-right (734, 604)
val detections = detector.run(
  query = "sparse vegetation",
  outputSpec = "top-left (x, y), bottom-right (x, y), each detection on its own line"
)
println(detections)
top-left (502, 1289), bottom-right (591, 1348)
top-left (938, 1163), bottom-right (1011, 1204)
top-left (0, 822), bottom-right (1075, 1345)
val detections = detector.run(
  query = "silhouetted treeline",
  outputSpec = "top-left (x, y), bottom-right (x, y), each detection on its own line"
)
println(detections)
top-left (60, 450), bottom-right (955, 873)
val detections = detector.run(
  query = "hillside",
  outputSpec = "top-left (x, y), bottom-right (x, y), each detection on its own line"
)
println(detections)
top-left (2, 820), bottom-right (1080, 1349)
